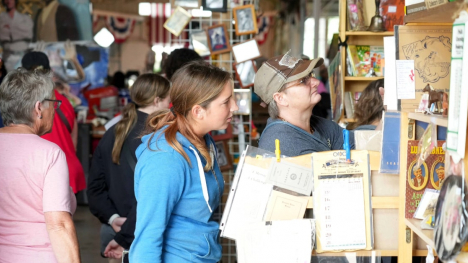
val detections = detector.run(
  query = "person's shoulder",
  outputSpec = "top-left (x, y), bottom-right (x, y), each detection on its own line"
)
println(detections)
top-left (29, 135), bottom-right (65, 155)
top-left (311, 115), bottom-right (342, 130)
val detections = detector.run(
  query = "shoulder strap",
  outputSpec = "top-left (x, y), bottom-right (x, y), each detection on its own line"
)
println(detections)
top-left (56, 108), bottom-right (72, 133)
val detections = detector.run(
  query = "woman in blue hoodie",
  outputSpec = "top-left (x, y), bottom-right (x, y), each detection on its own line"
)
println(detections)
top-left (130, 61), bottom-right (239, 262)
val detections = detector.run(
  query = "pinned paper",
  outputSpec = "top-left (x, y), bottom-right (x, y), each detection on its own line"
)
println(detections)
top-left (266, 161), bottom-right (313, 196)
top-left (396, 60), bottom-right (416, 99)
top-left (263, 190), bottom-right (309, 221)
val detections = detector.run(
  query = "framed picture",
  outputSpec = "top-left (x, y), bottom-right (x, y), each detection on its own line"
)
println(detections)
top-left (215, 140), bottom-right (232, 171)
top-left (233, 60), bottom-right (257, 88)
top-left (232, 39), bottom-right (260, 63)
top-left (211, 125), bottom-right (233, 141)
top-left (233, 4), bottom-right (258, 35)
top-left (234, 89), bottom-right (251, 115)
top-left (170, 0), bottom-right (201, 9)
top-left (163, 6), bottom-right (192, 36)
top-left (202, 0), bottom-right (228, 12)
top-left (206, 24), bottom-right (231, 55)
top-left (191, 31), bottom-right (210, 57)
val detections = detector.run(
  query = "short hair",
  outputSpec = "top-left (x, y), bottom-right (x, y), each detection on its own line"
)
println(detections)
top-left (0, 68), bottom-right (54, 126)
top-left (163, 48), bottom-right (202, 80)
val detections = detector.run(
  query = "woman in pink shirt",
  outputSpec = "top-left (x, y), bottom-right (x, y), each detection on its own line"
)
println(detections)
top-left (0, 68), bottom-right (80, 263)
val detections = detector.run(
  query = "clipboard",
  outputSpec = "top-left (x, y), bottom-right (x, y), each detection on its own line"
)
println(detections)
top-left (219, 146), bottom-right (313, 241)
top-left (312, 150), bottom-right (373, 253)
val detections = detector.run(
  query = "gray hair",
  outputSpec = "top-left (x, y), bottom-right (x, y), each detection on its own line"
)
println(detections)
top-left (268, 100), bottom-right (280, 119)
top-left (0, 68), bottom-right (54, 126)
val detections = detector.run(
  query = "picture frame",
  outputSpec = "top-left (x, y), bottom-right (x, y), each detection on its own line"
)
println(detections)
top-left (163, 6), bottom-right (192, 37)
top-left (232, 39), bottom-right (261, 63)
top-left (215, 140), bottom-right (232, 171)
top-left (191, 31), bottom-right (211, 57)
top-left (233, 4), bottom-right (258, 36)
top-left (170, 0), bottom-right (201, 9)
top-left (202, 0), bottom-right (228, 12)
top-left (233, 60), bottom-right (257, 88)
top-left (206, 24), bottom-right (231, 55)
top-left (211, 125), bottom-right (233, 141)
top-left (234, 89), bottom-right (251, 115)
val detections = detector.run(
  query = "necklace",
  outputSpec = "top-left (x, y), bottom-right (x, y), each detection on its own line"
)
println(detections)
top-left (277, 116), bottom-right (314, 134)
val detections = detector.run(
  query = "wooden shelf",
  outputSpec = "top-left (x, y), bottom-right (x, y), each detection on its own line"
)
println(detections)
top-left (405, 218), bottom-right (435, 249)
top-left (345, 31), bottom-right (394, 36)
top-left (407, 112), bottom-right (448, 127)
top-left (344, 77), bottom-right (384, 81)
top-left (404, 0), bottom-right (464, 24)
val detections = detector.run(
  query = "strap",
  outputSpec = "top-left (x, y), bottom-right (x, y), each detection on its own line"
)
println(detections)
top-left (56, 108), bottom-right (72, 133)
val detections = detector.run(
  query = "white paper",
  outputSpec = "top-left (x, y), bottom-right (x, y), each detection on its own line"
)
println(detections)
top-left (384, 36), bottom-right (398, 111)
top-left (319, 177), bottom-right (367, 251)
top-left (232, 39), bottom-right (260, 63)
top-left (221, 163), bottom-right (273, 240)
top-left (105, 115), bottom-right (122, 130)
top-left (396, 60), bottom-right (416, 99)
top-left (266, 161), bottom-right (313, 196)
top-left (236, 219), bottom-right (315, 263)
top-left (387, 6), bottom-right (397, 13)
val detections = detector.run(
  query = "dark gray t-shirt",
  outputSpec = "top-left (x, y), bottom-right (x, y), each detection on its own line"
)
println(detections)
top-left (258, 116), bottom-right (355, 157)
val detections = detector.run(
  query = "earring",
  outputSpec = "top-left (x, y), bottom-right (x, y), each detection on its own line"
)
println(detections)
top-left (39, 116), bottom-right (43, 119)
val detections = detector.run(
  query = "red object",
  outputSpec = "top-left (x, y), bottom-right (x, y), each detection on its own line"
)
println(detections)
top-left (380, 0), bottom-right (405, 32)
top-left (42, 91), bottom-right (86, 193)
top-left (83, 86), bottom-right (119, 120)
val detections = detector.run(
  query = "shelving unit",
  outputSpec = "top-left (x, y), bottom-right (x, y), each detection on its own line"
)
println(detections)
top-left (338, 0), bottom-right (393, 123)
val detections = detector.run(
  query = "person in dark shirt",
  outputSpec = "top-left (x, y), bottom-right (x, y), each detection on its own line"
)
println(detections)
top-left (87, 74), bottom-right (171, 262)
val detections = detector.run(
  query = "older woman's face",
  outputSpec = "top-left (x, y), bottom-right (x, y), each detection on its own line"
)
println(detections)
top-left (283, 75), bottom-right (322, 111)
top-left (38, 91), bottom-right (56, 136)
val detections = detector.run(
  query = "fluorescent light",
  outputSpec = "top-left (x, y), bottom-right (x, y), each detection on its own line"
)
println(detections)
top-left (94, 28), bottom-right (114, 48)
top-left (139, 2), bottom-right (151, 16)
top-left (191, 8), bottom-right (212, 17)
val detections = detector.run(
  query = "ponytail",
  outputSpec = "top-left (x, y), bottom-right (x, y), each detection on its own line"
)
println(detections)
top-left (112, 102), bottom-right (138, 164)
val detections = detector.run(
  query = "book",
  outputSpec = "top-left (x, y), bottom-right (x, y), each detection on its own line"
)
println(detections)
top-left (405, 140), bottom-right (446, 218)
top-left (354, 92), bottom-right (362, 102)
top-left (405, 2), bottom-right (427, 14)
top-left (379, 111), bottom-right (401, 174)
top-left (370, 46), bottom-right (385, 77)
top-left (344, 92), bottom-right (355, 119)
top-left (413, 188), bottom-right (439, 219)
top-left (380, 0), bottom-right (405, 31)
top-left (347, 45), bottom-right (384, 77)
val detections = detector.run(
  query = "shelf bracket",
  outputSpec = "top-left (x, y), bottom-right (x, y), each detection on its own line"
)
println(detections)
top-left (406, 228), bottom-right (412, 243)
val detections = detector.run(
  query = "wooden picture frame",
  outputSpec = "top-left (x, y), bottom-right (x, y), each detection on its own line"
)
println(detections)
top-left (232, 39), bottom-right (261, 63)
top-left (233, 60), bottom-right (257, 88)
top-left (211, 125), bottom-right (233, 141)
top-left (233, 4), bottom-right (258, 36)
top-left (215, 140), bottom-right (232, 171)
top-left (234, 89), bottom-right (251, 115)
top-left (206, 24), bottom-right (231, 55)
top-left (163, 6), bottom-right (192, 37)
top-left (202, 0), bottom-right (228, 12)
top-left (170, 0), bottom-right (201, 9)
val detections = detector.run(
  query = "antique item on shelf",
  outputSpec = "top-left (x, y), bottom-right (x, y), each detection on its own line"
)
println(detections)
top-left (434, 175), bottom-right (468, 261)
top-left (422, 84), bottom-right (445, 114)
top-left (347, 0), bottom-right (368, 31)
top-left (443, 92), bottom-right (449, 117)
top-left (206, 24), bottom-right (232, 55)
top-left (380, 0), bottom-right (405, 31)
top-left (368, 0), bottom-right (386, 32)
top-left (232, 4), bottom-right (258, 36)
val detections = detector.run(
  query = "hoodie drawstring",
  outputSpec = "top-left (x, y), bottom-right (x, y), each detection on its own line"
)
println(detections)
top-left (189, 146), bottom-right (213, 213)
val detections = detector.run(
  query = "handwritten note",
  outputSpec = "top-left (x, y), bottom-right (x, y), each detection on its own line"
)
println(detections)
top-left (396, 60), bottom-right (416, 99)
top-left (319, 176), bottom-right (367, 251)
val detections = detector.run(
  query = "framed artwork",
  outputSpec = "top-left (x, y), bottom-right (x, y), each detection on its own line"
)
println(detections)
top-left (202, 0), bottom-right (228, 12)
top-left (206, 24), bottom-right (231, 55)
top-left (234, 89), bottom-right (251, 115)
top-left (232, 39), bottom-right (261, 63)
top-left (215, 140), bottom-right (232, 171)
top-left (170, 0), bottom-right (201, 9)
top-left (211, 125), bottom-right (233, 141)
top-left (233, 60), bottom-right (257, 88)
top-left (163, 6), bottom-right (192, 36)
top-left (191, 31), bottom-right (211, 57)
top-left (430, 157), bottom-right (445, 190)
top-left (233, 4), bottom-right (258, 35)
top-left (407, 160), bottom-right (429, 191)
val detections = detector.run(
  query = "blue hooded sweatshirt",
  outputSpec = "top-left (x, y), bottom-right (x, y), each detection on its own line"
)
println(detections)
top-left (129, 128), bottom-right (224, 263)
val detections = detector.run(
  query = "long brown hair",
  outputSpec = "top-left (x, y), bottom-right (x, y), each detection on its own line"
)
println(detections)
top-left (143, 61), bottom-right (232, 171)
top-left (347, 79), bottom-right (384, 130)
top-left (112, 74), bottom-right (170, 164)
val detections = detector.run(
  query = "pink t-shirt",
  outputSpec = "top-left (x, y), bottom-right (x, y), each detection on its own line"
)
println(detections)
top-left (0, 133), bottom-right (76, 263)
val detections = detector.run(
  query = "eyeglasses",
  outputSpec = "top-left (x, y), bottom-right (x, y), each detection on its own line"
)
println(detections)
top-left (43, 99), bottom-right (62, 109)
top-left (283, 72), bottom-right (316, 91)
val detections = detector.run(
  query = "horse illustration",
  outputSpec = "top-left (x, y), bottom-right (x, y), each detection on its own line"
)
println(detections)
top-left (422, 84), bottom-right (445, 114)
